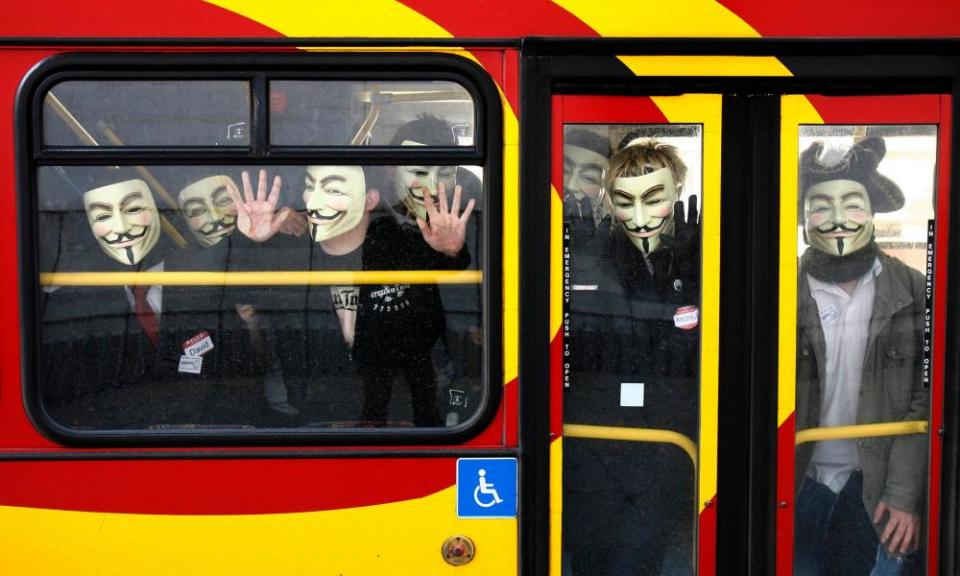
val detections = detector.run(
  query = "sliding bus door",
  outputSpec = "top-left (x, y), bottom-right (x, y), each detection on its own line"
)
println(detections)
top-left (778, 94), bottom-right (952, 576)
top-left (549, 94), bottom-right (722, 576)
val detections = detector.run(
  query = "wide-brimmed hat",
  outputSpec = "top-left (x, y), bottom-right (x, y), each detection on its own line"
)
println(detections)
top-left (799, 136), bottom-right (904, 214)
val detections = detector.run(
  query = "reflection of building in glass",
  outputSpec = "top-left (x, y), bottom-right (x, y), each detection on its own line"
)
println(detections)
top-left (268, 80), bottom-right (476, 147)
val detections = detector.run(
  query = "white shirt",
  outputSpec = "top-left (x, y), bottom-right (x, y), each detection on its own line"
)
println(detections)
top-left (806, 258), bottom-right (882, 493)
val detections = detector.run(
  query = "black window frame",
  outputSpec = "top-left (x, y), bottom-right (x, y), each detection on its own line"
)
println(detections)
top-left (17, 51), bottom-right (503, 447)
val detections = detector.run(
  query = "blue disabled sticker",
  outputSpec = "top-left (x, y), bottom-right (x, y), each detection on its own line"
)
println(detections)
top-left (457, 457), bottom-right (518, 518)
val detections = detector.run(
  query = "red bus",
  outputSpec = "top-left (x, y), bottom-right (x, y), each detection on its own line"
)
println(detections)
top-left (3, 2), bottom-right (960, 575)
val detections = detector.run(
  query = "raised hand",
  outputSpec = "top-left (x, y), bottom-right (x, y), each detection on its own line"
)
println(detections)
top-left (672, 195), bottom-right (700, 244)
top-left (227, 169), bottom-right (290, 243)
top-left (416, 181), bottom-right (475, 258)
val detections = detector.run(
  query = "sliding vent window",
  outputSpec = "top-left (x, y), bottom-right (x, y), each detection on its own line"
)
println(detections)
top-left (269, 80), bottom-right (476, 146)
top-left (42, 81), bottom-right (251, 147)
top-left (794, 125), bottom-right (935, 575)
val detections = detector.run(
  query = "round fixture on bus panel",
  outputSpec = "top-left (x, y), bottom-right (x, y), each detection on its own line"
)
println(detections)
top-left (442, 535), bottom-right (476, 566)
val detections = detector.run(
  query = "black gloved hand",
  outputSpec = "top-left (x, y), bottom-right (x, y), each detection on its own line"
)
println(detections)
top-left (672, 196), bottom-right (700, 245)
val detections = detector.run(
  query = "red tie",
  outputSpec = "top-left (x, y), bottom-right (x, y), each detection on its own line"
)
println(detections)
top-left (132, 285), bottom-right (159, 347)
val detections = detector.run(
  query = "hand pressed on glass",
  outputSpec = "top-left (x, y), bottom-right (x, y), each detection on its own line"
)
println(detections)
top-left (672, 194), bottom-right (699, 245)
top-left (416, 181), bottom-right (475, 257)
top-left (227, 169), bottom-right (292, 242)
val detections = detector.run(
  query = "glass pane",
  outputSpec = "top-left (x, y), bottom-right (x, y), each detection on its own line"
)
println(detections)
top-left (562, 124), bottom-right (702, 576)
top-left (43, 81), bottom-right (251, 147)
top-left (270, 80), bottom-right (475, 146)
top-left (36, 163), bottom-right (483, 431)
top-left (794, 125), bottom-right (934, 575)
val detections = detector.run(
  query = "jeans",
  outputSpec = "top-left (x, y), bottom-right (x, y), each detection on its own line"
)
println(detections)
top-left (795, 472), bottom-right (921, 576)
top-left (871, 544), bottom-right (908, 576)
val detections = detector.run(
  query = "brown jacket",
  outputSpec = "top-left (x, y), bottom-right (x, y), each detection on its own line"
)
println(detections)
top-left (795, 251), bottom-right (929, 526)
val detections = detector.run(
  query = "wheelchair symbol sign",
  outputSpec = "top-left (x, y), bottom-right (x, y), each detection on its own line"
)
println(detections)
top-left (457, 458), bottom-right (517, 518)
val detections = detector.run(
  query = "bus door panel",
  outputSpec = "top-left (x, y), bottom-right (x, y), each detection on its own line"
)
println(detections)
top-left (551, 94), bottom-right (721, 576)
top-left (778, 94), bottom-right (951, 576)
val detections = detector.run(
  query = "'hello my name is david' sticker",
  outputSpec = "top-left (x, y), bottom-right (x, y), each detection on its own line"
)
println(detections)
top-left (673, 306), bottom-right (699, 330)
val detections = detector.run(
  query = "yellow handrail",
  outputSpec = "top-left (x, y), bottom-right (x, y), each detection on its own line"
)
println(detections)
top-left (796, 420), bottom-right (928, 446)
top-left (563, 424), bottom-right (698, 468)
top-left (562, 422), bottom-right (701, 552)
top-left (39, 270), bottom-right (483, 287)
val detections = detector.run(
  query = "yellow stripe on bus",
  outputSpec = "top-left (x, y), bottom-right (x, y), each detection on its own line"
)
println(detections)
top-left (1, 485), bottom-right (516, 576)
top-left (550, 437), bottom-right (565, 576)
top-left (778, 96), bottom-right (824, 428)
top-left (549, 186), bottom-right (564, 339)
top-left (503, 138), bottom-right (521, 387)
top-left (796, 420), bottom-right (929, 446)
top-left (554, 0), bottom-right (764, 37)
top-left (619, 56), bottom-right (791, 77)
top-left (206, 0), bottom-right (451, 38)
top-left (40, 270), bottom-right (482, 286)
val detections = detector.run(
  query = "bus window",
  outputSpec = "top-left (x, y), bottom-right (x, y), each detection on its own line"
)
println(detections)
top-left (36, 162), bottom-right (483, 432)
top-left (24, 55), bottom-right (499, 442)
top-left (793, 125), bottom-right (936, 576)
top-left (269, 80), bottom-right (476, 147)
top-left (562, 123), bottom-right (702, 576)
top-left (43, 80), bottom-right (251, 147)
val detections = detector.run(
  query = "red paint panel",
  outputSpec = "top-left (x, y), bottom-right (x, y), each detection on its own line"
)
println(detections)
top-left (467, 49), bottom-right (505, 103)
top-left (502, 49), bottom-right (521, 125)
top-left (504, 378), bottom-right (519, 447)
top-left (776, 413), bottom-right (796, 576)
top-left (549, 320), bottom-right (565, 437)
top-left (468, 404), bottom-right (509, 446)
top-left (0, 51), bottom-right (63, 450)
top-left (398, 0), bottom-right (597, 38)
top-left (5, 1), bottom-right (281, 38)
top-left (560, 95), bottom-right (669, 125)
top-left (926, 93), bottom-right (951, 576)
top-left (457, 48), bottom-right (518, 150)
top-left (718, 0), bottom-right (960, 37)
top-left (807, 95), bottom-right (944, 125)
top-left (0, 457), bottom-right (455, 515)
top-left (551, 94), bottom-right (566, 438)
top-left (553, 95), bottom-right (566, 200)
top-left (699, 495), bottom-right (717, 576)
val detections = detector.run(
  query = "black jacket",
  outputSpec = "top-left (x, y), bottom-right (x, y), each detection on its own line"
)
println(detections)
top-left (566, 227), bottom-right (700, 435)
top-left (40, 233), bottom-right (263, 430)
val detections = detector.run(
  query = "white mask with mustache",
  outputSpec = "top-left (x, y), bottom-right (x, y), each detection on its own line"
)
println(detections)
top-left (178, 175), bottom-right (239, 248)
top-left (84, 178), bottom-right (161, 265)
top-left (304, 166), bottom-right (367, 242)
top-left (610, 167), bottom-right (679, 254)
top-left (393, 140), bottom-right (457, 220)
top-left (803, 179), bottom-right (874, 256)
